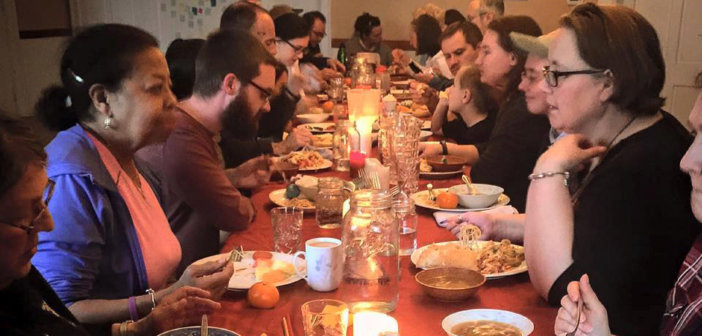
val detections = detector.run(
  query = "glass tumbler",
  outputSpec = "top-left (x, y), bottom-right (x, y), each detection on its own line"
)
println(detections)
top-left (271, 207), bottom-right (303, 254)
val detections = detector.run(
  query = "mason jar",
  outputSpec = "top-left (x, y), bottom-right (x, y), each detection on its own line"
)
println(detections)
top-left (315, 177), bottom-right (345, 229)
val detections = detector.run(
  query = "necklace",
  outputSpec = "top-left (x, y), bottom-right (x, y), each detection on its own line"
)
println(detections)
top-left (571, 114), bottom-right (638, 204)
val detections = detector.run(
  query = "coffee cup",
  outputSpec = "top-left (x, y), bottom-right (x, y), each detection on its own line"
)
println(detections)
top-left (293, 238), bottom-right (343, 292)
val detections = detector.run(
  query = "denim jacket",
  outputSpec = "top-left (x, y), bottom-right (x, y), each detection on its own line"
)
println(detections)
top-left (33, 125), bottom-right (163, 306)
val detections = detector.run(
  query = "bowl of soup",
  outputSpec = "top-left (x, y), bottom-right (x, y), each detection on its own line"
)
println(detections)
top-left (415, 267), bottom-right (485, 302)
top-left (425, 155), bottom-right (468, 172)
top-left (448, 184), bottom-right (504, 209)
top-left (441, 309), bottom-right (534, 336)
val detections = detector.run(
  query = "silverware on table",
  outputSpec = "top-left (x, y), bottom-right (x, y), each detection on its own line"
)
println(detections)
top-left (427, 183), bottom-right (436, 201)
top-left (462, 174), bottom-right (475, 195)
top-left (566, 297), bottom-right (583, 336)
top-left (201, 314), bottom-right (208, 336)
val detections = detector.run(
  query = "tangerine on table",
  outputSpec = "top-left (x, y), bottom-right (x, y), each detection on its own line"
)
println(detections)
top-left (322, 101), bottom-right (335, 113)
top-left (437, 192), bottom-right (459, 209)
top-left (248, 282), bottom-right (280, 309)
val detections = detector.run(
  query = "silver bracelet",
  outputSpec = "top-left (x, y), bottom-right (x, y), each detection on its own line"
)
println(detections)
top-left (145, 288), bottom-right (156, 311)
top-left (528, 171), bottom-right (570, 187)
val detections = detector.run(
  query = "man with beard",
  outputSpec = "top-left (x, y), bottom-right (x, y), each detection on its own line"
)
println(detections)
top-left (219, 2), bottom-right (312, 168)
top-left (138, 29), bottom-right (277, 274)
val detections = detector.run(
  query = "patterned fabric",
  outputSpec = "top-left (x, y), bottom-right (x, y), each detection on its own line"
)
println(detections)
top-left (661, 234), bottom-right (702, 336)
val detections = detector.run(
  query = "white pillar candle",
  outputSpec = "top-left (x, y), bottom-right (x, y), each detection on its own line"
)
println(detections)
top-left (353, 312), bottom-right (399, 336)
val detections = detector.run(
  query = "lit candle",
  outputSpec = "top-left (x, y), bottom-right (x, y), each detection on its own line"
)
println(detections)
top-left (356, 116), bottom-right (375, 155)
top-left (353, 312), bottom-right (399, 336)
top-left (349, 150), bottom-right (367, 178)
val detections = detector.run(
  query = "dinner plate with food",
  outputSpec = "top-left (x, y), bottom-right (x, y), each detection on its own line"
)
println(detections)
top-left (442, 309), bottom-right (534, 336)
top-left (305, 122), bottom-right (336, 133)
top-left (397, 100), bottom-right (431, 118)
top-left (269, 188), bottom-right (315, 211)
top-left (411, 226), bottom-right (527, 279)
top-left (285, 150), bottom-right (333, 171)
top-left (419, 157), bottom-right (464, 179)
top-left (311, 133), bottom-right (333, 148)
top-left (193, 250), bottom-right (305, 290)
top-left (411, 187), bottom-right (510, 212)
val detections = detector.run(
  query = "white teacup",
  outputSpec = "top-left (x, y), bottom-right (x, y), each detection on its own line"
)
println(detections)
top-left (293, 238), bottom-right (343, 292)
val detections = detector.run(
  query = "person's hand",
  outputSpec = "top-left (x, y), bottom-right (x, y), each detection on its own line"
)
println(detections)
top-left (535, 134), bottom-right (607, 173)
top-left (281, 125), bottom-right (314, 153)
top-left (175, 257), bottom-right (234, 300)
top-left (135, 287), bottom-right (221, 335)
top-left (392, 49), bottom-right (410, 67)
top-left (326, 58), bottom-right (346, 73)
top-left (319, 68), bottom-right (341, 81)
top-left (445, 212), bottom-right (498, 240)
top-left (286, 71), bottom-right (306, 97)
top-left (225, 156), bottom-right (272, 189)
top-left (411, 82), bottom-right (437, 107)
top-left (555, 274), bottom-right (611, 336)
top-left (419, 141), bottom-right (442, 157)
top-left (413, 72), bottom-right (434, 84)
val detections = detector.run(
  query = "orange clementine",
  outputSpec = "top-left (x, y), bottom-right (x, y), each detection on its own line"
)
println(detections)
top-left (248, 282), bottom-right (280, 309)
top-left (437, 192), bottom-right (459, 209)
top-left (322, 101), bottom-right (335, 114)
top-left (252, 251), bottom-right (273, 261)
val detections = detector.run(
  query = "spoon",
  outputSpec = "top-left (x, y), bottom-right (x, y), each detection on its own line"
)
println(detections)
top-left (566, 297), bottom-right (583, 336)
top-left (462, 174), bottom-right (475, 195)
top-left (427, 183), bottom-right (436, 201)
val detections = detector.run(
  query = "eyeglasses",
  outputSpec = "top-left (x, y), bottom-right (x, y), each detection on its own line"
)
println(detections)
top-left (247, 80), bottom-right (273, 102)
top-left (311, 30), bottom-right (326, 39)
top-left (542, 65), bottom-right (606, 88)
top-left (521, 70), bottom-right (542, 86)
top-left (278, 39), bottom-right (306, 54)
top-left (1, 180), bottom-right (55, 234)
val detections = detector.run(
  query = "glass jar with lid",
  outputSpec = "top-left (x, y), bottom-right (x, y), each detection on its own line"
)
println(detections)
top-left (338, 190), bottom-right (399, 313)
top-left (315, 177), bottom-right (345, 229)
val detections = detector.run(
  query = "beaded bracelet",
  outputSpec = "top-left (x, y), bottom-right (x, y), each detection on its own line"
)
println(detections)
top-left (528, 171), bottom-right (570, 187)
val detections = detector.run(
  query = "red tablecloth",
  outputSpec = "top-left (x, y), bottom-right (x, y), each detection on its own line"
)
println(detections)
top-left (210, 168), bottom-right (557, 336)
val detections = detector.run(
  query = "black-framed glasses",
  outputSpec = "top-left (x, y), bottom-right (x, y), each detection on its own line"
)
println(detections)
top-left (0, 180), bottom-right (55, 234)
top-left (247, 80), bottom-right (273, 102)
top-left (542, 65), bottom-right (606, 88)
top-left (278, 39), bottom-right (306, 54)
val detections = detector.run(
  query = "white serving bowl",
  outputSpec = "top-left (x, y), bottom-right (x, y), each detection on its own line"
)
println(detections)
top-left (448, 184), bottom-right (503, 209)
top-left (442, 309), bottom-right (534, 336)
top-left (297, 113), bottom-right (330, 123)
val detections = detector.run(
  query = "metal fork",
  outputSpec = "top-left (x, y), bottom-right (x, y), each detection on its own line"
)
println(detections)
top-left (566, 298), bottom-right (583, 336)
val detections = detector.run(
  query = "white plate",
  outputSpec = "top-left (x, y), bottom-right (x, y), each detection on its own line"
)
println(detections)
top-left (297, 159), bottom-right (333, 171)
top-left (419, 130), bottom-right (432, 141)
top-left (305, 122), bottom-right (336, 133)
top-left (442, 309), bottom-right (534, 335)
top-left (421, 120), bottom-right (431, 130)
top-left (410, 241), bottom-right (527, 279)
top-left (194, 251), bottom-right (306, 290)
top-left (269, 189), bottom-right (315, 211)
top-left (411, 188), bottom-right (510, 212)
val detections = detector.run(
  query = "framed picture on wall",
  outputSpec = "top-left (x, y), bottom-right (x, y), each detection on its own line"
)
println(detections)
top-left (15, 0), bottom-right (72, 39)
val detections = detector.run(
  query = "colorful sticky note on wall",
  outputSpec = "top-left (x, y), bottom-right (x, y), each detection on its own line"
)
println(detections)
top-left (192, 7), bottom-right (197, 15)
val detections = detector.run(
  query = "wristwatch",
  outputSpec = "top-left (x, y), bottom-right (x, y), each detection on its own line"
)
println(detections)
top-left (439, 140), bottom-right (448, 155)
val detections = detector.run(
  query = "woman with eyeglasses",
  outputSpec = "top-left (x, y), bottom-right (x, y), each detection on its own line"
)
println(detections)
top-left (31, 24), bottom-right (232, 334)
top-left (524, 4), bottom-right (698, 334)
top-left (0, 115), bottom-right (221, 335)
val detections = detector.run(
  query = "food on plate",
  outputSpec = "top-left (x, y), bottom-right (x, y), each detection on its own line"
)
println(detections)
top-left (420, 158), bottom-right (433, 172)
top-left (285, 184), bottom-right (301, 199)
top-left (322, 101), bottom-right (335, 113)
top-left (308, 106), bottom-right (324, 114)
top-left (397, 101), bottom-right (430, 117)
top-left (312, 133), bottom-right (333, 147)
top-left (437, 192), bottom-right (459, 209)
top-left (247, 281), bottom-right (280, 309)
top-left (254, 258), bottom-right (297, 283)
top-left (416, 242), bottom-right (478, 270)
top-left (307, 124), bottom-right (335, 132)
top-left (477, 240), bottom-right (525, 274)
top-left (416, 225), bottom-right (525, 275)
top-left (252, 251), bottom-right (273, 261)
top-left (285, 197), bottom-right (315, 208)
top-left (450, 320), bottom-right (521, 336)
top-left (286, 150), bottom-right (327, 169)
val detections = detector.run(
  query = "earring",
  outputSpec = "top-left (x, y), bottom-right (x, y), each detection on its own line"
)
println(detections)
top-left (103, 115), bottom-right (114, 129)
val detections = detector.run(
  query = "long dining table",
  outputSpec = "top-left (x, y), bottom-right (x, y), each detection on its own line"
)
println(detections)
top-left (209, 156), bottom-right (559, 336)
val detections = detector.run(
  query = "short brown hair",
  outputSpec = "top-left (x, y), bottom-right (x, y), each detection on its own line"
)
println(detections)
top-left (193, 29), bottom-right (277, 98)
top-left (560, 3), bottom-right (665, 116)
top-left (487, 16), bottom-right (542, 97)
top-left (455, 65), bottom-right (496, 116)
top-left (440, 21), bottom-right (483, 49)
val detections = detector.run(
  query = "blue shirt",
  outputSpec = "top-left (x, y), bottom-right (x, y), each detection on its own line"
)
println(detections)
top-left (33, 125), bottom-right (162, 306)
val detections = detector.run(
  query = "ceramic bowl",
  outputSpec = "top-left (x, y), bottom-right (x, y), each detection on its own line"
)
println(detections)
top-left (297, 113), bottom-right (330, 123)
top-left (425, 155), bottom-right (467, 172)
top-left (415, 267), bottom-right (485, 302)
top-left (157, 326), bottom-right (241, 336)
top-left (448, 184), bottom-right (504, 209)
